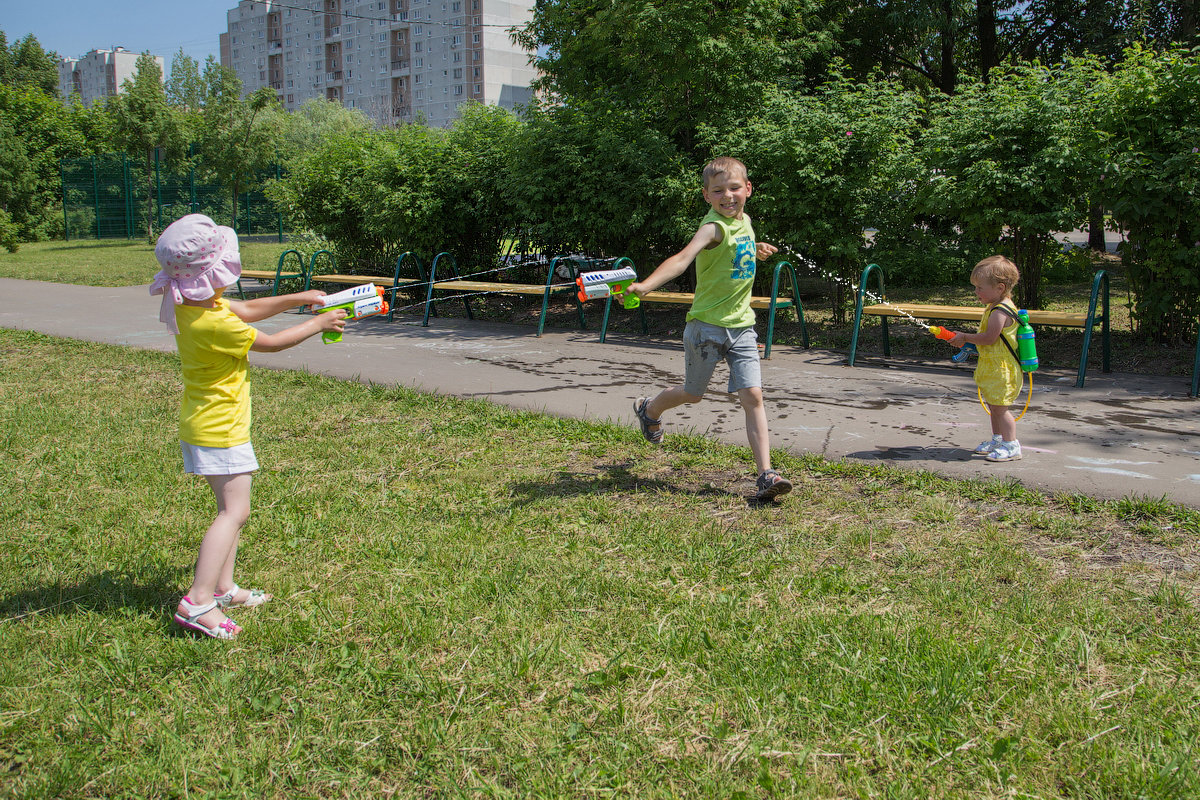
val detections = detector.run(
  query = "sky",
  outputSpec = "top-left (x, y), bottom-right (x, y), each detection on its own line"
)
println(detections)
top-left (2, 0), bottom-right (233, 76)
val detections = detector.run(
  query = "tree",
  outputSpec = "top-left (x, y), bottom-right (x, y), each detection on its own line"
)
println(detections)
top-left (0, 84), bottom-right (90, 241)
top-left (1097, 46), bottom-right (1200, 344)
top-left (506, 99), bottom-right (689, 271)
top-left (0, 32), bottom-right (59, 95)
top-left (109, 53), bottom-right (180, 241)
top-left (276, 97), bottom-right (372, 165)
top-left (708, 78), bottom-right (925, 316)
top-left (919, 59), bottom-right (1102, 309)
top-left (196, 61), bottom-right (284, 232)
top-left (513, 0), bottom-right (834, 155)
top-left (166, 50), bottom-right (205, 111)
top-left (270, 125), bottom-right (445, 272)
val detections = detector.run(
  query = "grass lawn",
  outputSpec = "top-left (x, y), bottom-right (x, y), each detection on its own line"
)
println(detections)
top-left (1, 329), bottom-right (1198, 798)
top-left (1, 240), bottom-right (1198, 796)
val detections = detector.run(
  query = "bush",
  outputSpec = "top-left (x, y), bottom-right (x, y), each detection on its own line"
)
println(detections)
top-left (706, 78), bottom-right (924, 318)
top-left (1098, 46), bottom-right (1200, 344)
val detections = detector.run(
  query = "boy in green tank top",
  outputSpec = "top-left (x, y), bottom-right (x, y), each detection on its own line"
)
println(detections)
top-left (628, 157), bottom-right (792, 502)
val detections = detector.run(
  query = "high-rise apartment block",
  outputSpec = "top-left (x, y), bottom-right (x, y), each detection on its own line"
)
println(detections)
top-left (58, 48), bottom-right (164, 106)
top-left (221, 0), bottom-right (537, 127)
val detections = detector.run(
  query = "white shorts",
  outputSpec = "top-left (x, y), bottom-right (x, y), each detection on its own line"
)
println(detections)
top-left (181, 441), bottom-right (259, 476)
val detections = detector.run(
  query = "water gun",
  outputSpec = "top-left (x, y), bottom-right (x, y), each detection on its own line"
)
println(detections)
top-left (928, 325), bottom-right (955, 341)
top-left (312, 283), bottom-right (388, 343)
top-left (929, 325), bottom-right (977, 363)
top-left (576, 267), bottom-right (640, 309)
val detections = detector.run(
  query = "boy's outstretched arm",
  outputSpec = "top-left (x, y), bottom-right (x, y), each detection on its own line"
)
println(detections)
top-left (250, 308), bottom-right (346, 353)
top-left (629, 223), bottom-right (721, 297)
top-left (228, 290), bottom-right (329, 323)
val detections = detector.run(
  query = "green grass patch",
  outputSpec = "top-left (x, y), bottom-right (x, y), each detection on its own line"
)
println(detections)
top-left (1, 330), bottom-right (1197, 797)
top-left (0, 239), bottom-right (293, 288)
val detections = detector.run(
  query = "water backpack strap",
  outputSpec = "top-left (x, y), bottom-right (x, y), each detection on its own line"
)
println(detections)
top-left (991, 302), bottom-right (1022, 368)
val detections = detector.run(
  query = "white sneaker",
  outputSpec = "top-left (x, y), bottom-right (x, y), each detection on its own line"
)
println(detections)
top-left (973, 435), bottom-right (1002, 455)
top-left (986, 440), bottom-right (1023, 462)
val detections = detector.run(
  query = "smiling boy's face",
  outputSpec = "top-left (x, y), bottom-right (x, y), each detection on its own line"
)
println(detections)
top-left (702, 168), bottom-right (752, 220)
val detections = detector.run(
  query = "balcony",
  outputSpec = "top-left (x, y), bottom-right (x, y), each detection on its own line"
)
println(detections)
top-left (391, 60), bottom-right (409, 71)
top-left (326, 71), bottom-right (343, 82)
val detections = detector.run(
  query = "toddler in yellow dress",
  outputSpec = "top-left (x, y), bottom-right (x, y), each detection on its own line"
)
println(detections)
top-left (943, 255), bottom-right (1024, 462)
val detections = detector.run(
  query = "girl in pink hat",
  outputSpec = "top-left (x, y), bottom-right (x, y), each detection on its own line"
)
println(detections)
top-left (151, 214), bottom-right (346, 640)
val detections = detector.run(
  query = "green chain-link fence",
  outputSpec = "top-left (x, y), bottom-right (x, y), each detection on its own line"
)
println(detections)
top-left (60, 148), bottom-right (284, 241)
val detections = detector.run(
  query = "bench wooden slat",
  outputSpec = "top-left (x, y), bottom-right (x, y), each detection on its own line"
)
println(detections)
top-left (310, 273), bottom-right (424, 287)
top-left (861, 303), bottom-right (1092, 327)
top-left (239, 269), bottom-right (285, 281)
top-left (431, 280), bottom-right (565, 295)
top-left (641, 290), bottom-right (793, 310)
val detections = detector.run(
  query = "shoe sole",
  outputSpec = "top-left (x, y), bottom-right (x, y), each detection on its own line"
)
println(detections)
top-left (986, 453), bottom-right (1023, 462)
top-left (173, 614), bottom-right (239, 640)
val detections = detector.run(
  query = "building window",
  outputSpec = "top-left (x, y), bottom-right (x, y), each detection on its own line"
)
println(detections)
top-left (474, 83), bottom-right (480, 94)
top-left (454, 85), bottom-right (463, 95)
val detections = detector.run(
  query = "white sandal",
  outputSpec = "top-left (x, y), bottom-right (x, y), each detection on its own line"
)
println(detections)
top-left (214, 583), bottom-right (271, 609)
top-left (174, 596), bottom-right (240, 640)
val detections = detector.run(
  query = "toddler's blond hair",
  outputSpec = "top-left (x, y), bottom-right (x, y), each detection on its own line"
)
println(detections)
top-left (972, 255), bottom-right (1020, 293)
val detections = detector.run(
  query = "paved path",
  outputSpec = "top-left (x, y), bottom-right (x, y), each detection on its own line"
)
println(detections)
top-left (3, 278), bottom-right (1197, 507)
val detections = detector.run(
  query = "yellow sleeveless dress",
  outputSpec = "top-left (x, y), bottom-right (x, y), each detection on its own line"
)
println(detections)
top-left (975, 301), bottom-right (1021, 406)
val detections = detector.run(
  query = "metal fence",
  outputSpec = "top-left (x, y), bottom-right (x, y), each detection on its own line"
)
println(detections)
top-left (60, 149), bottom-right (284, 241)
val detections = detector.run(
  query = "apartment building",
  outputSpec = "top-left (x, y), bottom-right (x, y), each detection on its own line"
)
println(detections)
top-left (222, 0), bottom-right (537, 128)
top-left (58, 48), bottom-right (164, 106)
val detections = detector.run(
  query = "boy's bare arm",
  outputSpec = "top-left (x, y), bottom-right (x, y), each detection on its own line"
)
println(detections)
top-left (629, 223), bottom-right (722, 296)
top-left (228, 290), bottom-right (328, 323)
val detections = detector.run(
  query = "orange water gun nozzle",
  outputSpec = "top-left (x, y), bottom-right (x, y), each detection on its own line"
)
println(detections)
top-left (928, 325), bottom-right (955, 341)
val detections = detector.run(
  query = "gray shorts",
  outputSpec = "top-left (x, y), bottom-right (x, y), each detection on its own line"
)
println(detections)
top-left (682, 320), bottom-right (761, 396)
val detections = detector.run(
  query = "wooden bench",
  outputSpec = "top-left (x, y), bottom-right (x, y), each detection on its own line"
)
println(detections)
top-left (596, 259), bottom-right (809, 359)
top-left (848, 263), bottom-right (1110, 388)
top-left (236, 249), bottom-right (308, 298)
top-left (421, 252), bottom-right (592, 336)
top-left (304, 250), bottom-right (428, 321)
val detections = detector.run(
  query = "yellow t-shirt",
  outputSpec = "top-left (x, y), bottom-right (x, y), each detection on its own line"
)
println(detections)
top-left (174, 297), bottom-right (258, 447)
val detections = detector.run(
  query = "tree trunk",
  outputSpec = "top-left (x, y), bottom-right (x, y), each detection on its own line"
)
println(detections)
top-left (977, 0), bottom-right (997, 83)
top-left (145, 150), bottom-right (156, 243)
top-left (940, 0), bottom-right (958, 94)
top-left (1009, 230), bottom-right (1047, 310)
top-left (1087, 201), bottom-right (1107, 252)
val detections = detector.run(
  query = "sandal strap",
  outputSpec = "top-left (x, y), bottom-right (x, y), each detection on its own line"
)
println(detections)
top-left (177, 596), bottom-right (220, 622)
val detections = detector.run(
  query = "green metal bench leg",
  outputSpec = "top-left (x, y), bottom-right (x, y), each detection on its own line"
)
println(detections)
top-left (1191, 326), bottom-right (1200, 398)
top-left (599, 296), bottom-right (614, 343)
top-left (1076, 269), bottom-right (1109, 388)
top-left (764, 261), bottom-right (807, 359)
top-left (848, 263), bottom-right (886, 366)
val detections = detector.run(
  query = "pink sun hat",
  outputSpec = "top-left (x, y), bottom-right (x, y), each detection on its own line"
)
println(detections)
top-left (149, 214), bottom-right (242, 334)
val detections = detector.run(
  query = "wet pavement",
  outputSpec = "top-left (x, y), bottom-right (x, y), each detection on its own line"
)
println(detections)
top-left (3, 278), bottom-right (1197, 507)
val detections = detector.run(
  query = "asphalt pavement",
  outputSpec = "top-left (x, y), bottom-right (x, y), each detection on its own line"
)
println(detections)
top-left (3, 277), bottom-right (1197, 507)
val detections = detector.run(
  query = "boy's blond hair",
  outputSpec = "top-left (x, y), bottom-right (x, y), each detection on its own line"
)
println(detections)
top-left (703, 157), bottom-right (748, 189)
top-left (972, 255), bottom-right (1020, 292)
